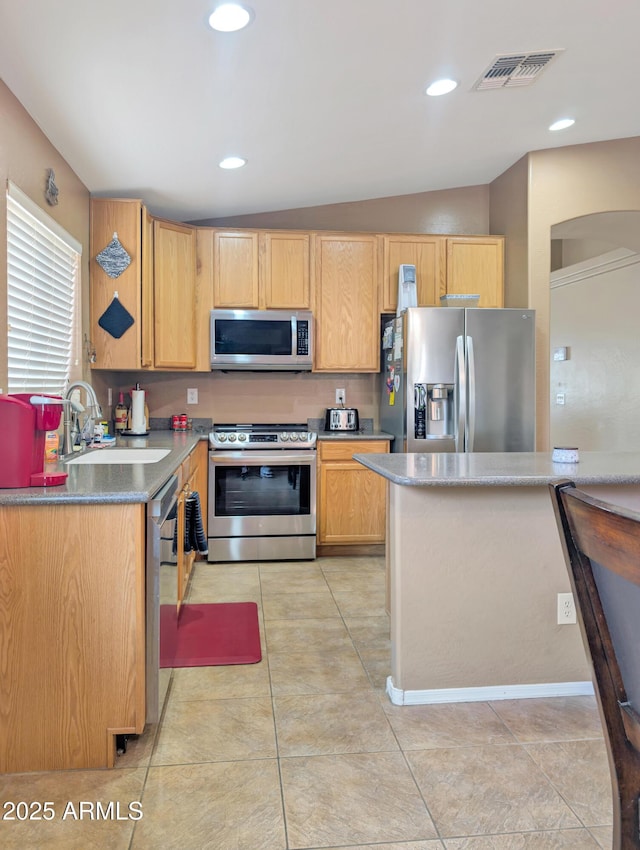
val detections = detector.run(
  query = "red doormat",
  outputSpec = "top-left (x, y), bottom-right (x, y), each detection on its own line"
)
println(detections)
top-left (160, 602), bottom-right (261, 668)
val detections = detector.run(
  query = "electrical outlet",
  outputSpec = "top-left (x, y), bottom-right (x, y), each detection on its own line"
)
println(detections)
top-left (187, 388), bottom-right (198, 405)
top-left (557, 592), bottom-right (577, 624)
top-left (556, 392), bottom-right (565, 405)
top-left (107, 387), bottom-right (113, 407)
top-left (335, 388), bottom-right (346, 405)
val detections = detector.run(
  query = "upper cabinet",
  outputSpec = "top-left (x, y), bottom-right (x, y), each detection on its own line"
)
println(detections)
top-left (213, 230), bottom-right (260, 308)
top-left (90, 199), bottom-right (211, 371)
top-left (153, 219), bottom-right (197, 369)
top-left (313, 233), bottom-right (379, 372)
top-left (212, 229), bottom-right (311, 310)
top-left (260, 231), bottom-right (311, 309)
top-left (445, 236), bottom-right (504, 308)
top-left (90, 198), bottom-right (144, 370)
top-left (380, 234), bottom-right (446, 312)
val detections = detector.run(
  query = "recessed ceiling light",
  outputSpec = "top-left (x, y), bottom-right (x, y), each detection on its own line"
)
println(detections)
top-left (219, 156), bottom-right (247, 169)
top-left (208, 3), bottom-right (252, 32)
top-left (549, 118), bottom-right (575, 132)
top-left (426, 78), bottom-right (458, 97)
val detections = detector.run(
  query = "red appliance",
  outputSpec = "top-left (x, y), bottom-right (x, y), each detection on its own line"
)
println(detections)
top-left (0, 394), bottom-right (68, 488)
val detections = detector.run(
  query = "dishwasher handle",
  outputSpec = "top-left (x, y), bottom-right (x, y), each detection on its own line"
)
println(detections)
top-left (148, 473), bottom-right (180, 522)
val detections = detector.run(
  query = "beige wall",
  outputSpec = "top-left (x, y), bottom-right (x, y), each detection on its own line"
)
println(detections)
top-left (527, 137), bottom-right (640, 450)
top-left (191, 184), bottom-right (490, 234)
top-left (490, 136), bottom-right (640, 450)
top-left (550, 254), bottom-right (640, 451)
top-left (0, 81), bottom-right (91, 392)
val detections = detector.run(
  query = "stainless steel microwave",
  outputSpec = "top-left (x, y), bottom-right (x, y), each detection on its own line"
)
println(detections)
top-left (210, 309), bottom-right (313, 370)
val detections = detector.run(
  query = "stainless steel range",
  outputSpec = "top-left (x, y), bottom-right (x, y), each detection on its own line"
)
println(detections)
top-left (208, 424), bottom-right (317, 562)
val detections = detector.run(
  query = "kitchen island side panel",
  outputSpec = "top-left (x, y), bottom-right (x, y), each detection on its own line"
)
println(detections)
top-left (389, 483), bottom-right (590, 693)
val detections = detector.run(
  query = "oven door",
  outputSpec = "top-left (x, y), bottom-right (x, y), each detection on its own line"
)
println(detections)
top-left (209, 449), bottom-right (316, 535)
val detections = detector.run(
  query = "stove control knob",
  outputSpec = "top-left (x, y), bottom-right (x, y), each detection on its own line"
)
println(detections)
top-left (280, 433), bottom-right (289, 441)
top-left (238, 433), bottom-right (247, 442)
top-left (300, 432), bottom-right (309, 442)
top-left (217, 433), bottom-right (227, 442)
top-left (290, 432), bottom-right (299, 441)
top-left (228, 433), bottom-right (237, 442)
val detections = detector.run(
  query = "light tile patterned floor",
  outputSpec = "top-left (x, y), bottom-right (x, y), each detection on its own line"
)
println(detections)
top-left (0, 556), bottom-right (612, 849)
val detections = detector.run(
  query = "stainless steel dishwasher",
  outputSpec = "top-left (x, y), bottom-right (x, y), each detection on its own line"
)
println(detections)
top-left (146, 472), bottom-right (180, 723)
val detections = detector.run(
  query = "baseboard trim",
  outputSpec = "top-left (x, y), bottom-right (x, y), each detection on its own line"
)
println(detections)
top-left (386, 676), bottom-right (594, 705)
top-left (316, 544), bottom-right (385, 557)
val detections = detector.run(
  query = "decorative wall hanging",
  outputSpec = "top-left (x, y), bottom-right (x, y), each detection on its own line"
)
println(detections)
top-left (96, 231), bottom-right (131, 278)
top-left (98, 291), bottom-right (135, 339)
top-left (45, 169), bottom-right (59, 205)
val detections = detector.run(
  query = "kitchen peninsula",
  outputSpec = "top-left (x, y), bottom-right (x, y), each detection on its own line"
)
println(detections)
top-left (355, 451), bottom-right (640, 706)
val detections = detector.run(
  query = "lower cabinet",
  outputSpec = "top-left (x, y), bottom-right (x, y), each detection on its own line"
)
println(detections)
top-left (176, 441), bottom-right (208, 608)
top-left (317, 440), bottom-right (389, 546)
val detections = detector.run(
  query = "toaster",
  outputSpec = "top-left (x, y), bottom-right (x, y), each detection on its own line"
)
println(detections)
top-left (324, 407), bottom-right (359, 431)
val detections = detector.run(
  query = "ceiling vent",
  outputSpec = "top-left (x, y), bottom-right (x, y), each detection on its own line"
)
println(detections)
top-left (474, 50), bottom-right (563, 90)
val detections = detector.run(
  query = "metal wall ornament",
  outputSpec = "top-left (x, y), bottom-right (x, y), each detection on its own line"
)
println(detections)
top-left (45, 169), bottom-right (59, 205)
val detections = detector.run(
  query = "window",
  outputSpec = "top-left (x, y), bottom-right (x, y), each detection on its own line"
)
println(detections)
top-left (6, 181), bottom-right (82, 394)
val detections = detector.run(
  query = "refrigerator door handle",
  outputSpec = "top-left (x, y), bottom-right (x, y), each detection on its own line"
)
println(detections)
top-left (466, 335), bottom-right (476, 452)
top-left (455, 335), bottom-right (466, 452)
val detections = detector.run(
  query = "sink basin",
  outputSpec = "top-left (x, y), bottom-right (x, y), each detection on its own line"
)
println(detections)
top-left (66, 448), bottom-right (171, 465)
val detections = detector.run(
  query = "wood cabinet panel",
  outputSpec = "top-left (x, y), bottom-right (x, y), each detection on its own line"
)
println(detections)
top-left (313, 234), bottom-right (379, 372)
top-left (90, 198), bottom-right (143, 369)
top-left (317, 439), bottom-right (388, 545)
top-left (213, 231), bottom-right (260, 308)
top-left (153, 219), bottom-right (197, 368)
top-left (445, 236), bottom-right (504, 307)
top-left (260, 231), bottom-right (311, 309)
top-left (380, 234), bottom-right (446, 311)
top-left (0, 502), bottom-right (145, 772)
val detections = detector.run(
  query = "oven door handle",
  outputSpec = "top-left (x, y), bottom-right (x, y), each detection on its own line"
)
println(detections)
top-left (210, 451), bottom-right (316, 466)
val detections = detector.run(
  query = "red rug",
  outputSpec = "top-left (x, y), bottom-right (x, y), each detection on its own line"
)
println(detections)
top-left (160, 602), bottom-right (261, 668)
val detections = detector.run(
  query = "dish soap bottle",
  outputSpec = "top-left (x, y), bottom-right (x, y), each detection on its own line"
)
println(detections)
top-left (114, 392), bottom-right (128, 433)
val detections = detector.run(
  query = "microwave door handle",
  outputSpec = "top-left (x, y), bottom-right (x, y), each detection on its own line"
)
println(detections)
top-left (291, 316), bottom-right (297, 355)
top-left (455, 335), bottom-right (465, 452)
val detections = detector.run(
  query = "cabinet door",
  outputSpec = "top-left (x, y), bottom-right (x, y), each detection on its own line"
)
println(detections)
top-left (260, 231), bottom-right (311, 309)
top-left (90, 198), bottom-right (143, 369)
top-left (313, 234), bottom-right (379, 372)
top-left (141, 209), bottom-right (155, 368)
top-left (317, 441), bottom-right (388, 545)
top-left (380, 235), bottom-right (445, 312)
top-left (153, 219), bottom-right (197, 368)
top-left (445, 237), bottom-right (504, 307)
top-left (213, 231), bottom-right (260, 308)
top-left (195, 228), bottom-right (215, 371)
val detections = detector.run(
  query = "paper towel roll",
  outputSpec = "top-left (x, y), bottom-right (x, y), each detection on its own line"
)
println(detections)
top-left (130, 390), bottom-right (147, 434)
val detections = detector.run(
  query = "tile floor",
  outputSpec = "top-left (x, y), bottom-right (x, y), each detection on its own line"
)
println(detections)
top-left (0, 556), bottom-right (613, 849)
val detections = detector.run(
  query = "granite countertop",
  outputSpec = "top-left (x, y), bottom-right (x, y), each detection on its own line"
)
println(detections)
top-left (0, 430), bottom-right (208, 506)
top-left (353, 450), bottom-right (640, 487)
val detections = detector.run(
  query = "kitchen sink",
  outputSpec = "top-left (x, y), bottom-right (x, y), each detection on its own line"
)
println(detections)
top-left (65, 448), bottom-right (171, 465)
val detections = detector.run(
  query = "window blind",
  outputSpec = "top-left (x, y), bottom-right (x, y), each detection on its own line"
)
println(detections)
top-left (6, 182), bottom-right (82, 394)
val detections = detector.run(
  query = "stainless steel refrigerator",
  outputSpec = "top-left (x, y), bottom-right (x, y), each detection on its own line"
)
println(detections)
top-left (380, 307), bottom-right (536, 453)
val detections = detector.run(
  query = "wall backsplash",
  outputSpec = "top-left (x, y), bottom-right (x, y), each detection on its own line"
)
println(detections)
top-left (91, 370), bottom-right (380, 427)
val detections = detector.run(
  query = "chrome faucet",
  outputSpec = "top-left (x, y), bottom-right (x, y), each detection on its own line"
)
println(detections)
top-left (63, 381), bottom-right (103, 455)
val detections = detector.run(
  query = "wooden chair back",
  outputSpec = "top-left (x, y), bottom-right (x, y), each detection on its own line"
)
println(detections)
top-left (550, 480), bottom-right (640, 849)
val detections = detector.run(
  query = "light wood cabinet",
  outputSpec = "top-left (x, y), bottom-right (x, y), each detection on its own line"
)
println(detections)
top-left (0, 502), bottom-right (146, 772)
top-left (213, 230), bottom-right (260, 308)
top-left (90, 198), bottom-right (144, 369)
top-left (380, 234), bottom-right (446, 311)
top-left (176, 441), bottom-right (208, 609)
top-left (313, 233), bottom-right (380, 372)
top-left (260, 230), bottom-right (311, 308)
top-left (153, 219), bottom-right (198, 369)
top-left (317, 440), bottom-right (389, 545)
top-left (445, 236), bottom-right (504, 307)
top-left (91, 200), bottom-right (210, 371)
